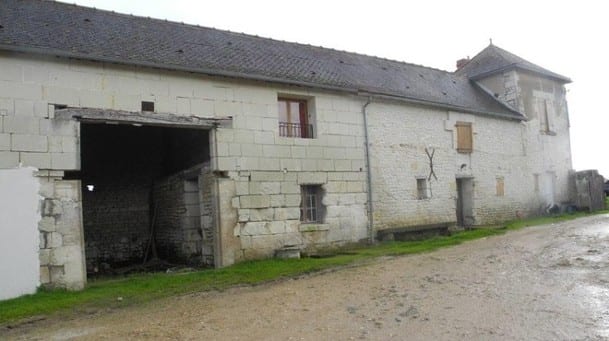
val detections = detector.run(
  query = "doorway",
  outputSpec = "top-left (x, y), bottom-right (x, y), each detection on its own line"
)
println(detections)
top-left (456, 177), bottom-right (474, 227)
top-left (71, 123), bottom-right (214, 276)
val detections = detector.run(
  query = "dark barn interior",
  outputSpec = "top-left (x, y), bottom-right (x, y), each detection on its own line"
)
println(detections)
top-left (75, 123), bottom-right (214, 276)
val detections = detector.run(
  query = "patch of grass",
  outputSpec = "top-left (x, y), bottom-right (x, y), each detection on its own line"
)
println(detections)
top-left (1, 209), bottom-right (608, 325)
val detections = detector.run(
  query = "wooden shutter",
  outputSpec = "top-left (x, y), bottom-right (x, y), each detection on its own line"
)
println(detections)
top-left (456, 122), bottom-right (472, 153)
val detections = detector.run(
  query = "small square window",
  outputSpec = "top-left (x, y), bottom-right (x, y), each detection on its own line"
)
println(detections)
top-left (141, 101), bottom-right (155, 112)
top-left (456, 122), bottom-right (473, 153)
top-left (278, 97), bottom-right (314, 138)
top-left (417, 178), bottom-right (430, 199)
top-left (300, 185), bottom-right (324, 223)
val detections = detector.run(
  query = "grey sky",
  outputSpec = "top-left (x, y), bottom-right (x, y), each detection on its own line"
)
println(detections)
top-left (58, 0), bottom-right (608, 176)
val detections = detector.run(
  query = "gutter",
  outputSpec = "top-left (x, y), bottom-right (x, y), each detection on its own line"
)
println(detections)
top-left (1, 44), bottom-right (523, 121)
top-left (361, 98), bottom-right (374, 243)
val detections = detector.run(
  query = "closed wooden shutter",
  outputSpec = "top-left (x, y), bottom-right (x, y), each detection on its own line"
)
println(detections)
top-left (456, 122), bottom-right (472, 153)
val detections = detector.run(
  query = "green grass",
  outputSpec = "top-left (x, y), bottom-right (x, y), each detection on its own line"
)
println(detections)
top-left (1, 209), bottom-right (608, 325)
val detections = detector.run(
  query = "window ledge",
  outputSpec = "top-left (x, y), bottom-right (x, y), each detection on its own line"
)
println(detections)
top-left (299, 223), bottom-right (329, 232)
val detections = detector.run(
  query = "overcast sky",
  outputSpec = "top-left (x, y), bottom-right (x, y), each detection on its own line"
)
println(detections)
top-left (59, 0), bottom-right (608, 177)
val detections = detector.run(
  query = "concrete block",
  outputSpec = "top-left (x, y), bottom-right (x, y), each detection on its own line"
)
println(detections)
top-left (290, 146), bottom-right (306, 159)
top-left (49, 245), bottom-right (82, 266)
top-left (249, 208), bottom-right (274, 221)
top-left (240, 195), bottom-right (270, 209)
top-left (238, 209), bottom-right (250, 223)
top-left (20, 152), bottom-right (51, 168)
top-left (43, 86), bottom-right (79, 106)
top-left (14, 99), bottom-right (35, 116)
top-left (297, 172), bottom-right (327, 184)
top-left (233, 130), bottom-right (254, 144)
top-left (280, 158), bottom-right (301, 171)
top-left (274, 207), bottom-right (300, 220)
top-left (285, 194), bottom-right (301, 207)
top-left (259, 158), bottom-right (280, 171)
top-left (268, 221), bottom-right (285, 234)
top-left (249, 181), bottom-right (280, 195)
top-left (241, 222), bottom-right (269, 236)
top-left (254, 131), bottom-right (274, 144)
top-left (0, 98), bottom-right (14, 115)
top-left (48, 232), bottom-right (63, 249)
top-left (214, 101), bottom-right (242, 116)
top-left (61, 136), bottom-right (78, 153)
top-left (347, 181), bottom-right (365, 193)
top-left (241, 143), bottom-right (263, 157)
top-left (235, 181), bottom-right (249, 196)
top-left (47, 119), bottom-right (78, 136)
top-left (231, 197), bottom-right (240, 209)
top-left (177, 97), bottom-right (191, 115)
top-left (11, 134), bottom-right (48, 152)
top-left (40, 266), bottom-right (50, 284)
top-left (0, 133), bottom-right (9, 150)
top-left (228, 143), bottom-right (241, 156)
top-left (237, 157), bottom-right (259, 170)
top-left (39, 249), bottom-right (51, 266)
top-left (217, 157), bottom-right (237, 170)
top-left (334, 160), bottom-right (351, 171)
top-left (302, 159), bottom-right (317, 171)
top-left (112, 93), bottom-right (139, 111)
top-left (306, 146), bottom-right (324, 158)
top-left (50, 152), bottom-right (79, 170)
top-left (280, 182), bottom-right (300, 194)
top-left (4, 116), bottom-right (40, 134)
top-left (269, 194), bottom-right (284, 207)
top-left (262, 117), bottom-right (277, 131)
top-left (0, 81), bottom-right (42, 100)
top-left (285, 220), bottom-right (300, 233)
top-left (38, 217), bottom-right (56, 232)
top-left (263, 145), bottom-right (290, 158)
top-left (0, 151), bottom-right (20, 168)
top-left (79, 91), bottom-right (113, 109)
top-left (190, 98), bottom-right (214, 116)
top-left (48, 136), bottom-right (62, 152)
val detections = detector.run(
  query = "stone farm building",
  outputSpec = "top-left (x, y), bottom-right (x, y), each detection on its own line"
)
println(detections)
top-left (0, 0), bottom-right (573, 299)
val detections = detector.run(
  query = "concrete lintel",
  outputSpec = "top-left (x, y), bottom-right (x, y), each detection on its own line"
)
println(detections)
top-left (54, 108), bottom-right (232, 129)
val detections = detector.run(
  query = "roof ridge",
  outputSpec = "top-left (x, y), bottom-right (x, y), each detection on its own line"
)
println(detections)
top-left (50, 0), bottom-right (455, 76)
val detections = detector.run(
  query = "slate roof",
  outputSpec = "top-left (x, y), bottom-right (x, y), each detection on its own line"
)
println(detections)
top-left (455, 44), bottom-right (571, 83)
top-left (0, 0), bottom-right (522, 119)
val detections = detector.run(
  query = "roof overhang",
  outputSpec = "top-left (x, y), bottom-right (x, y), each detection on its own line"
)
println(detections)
top-left (470, 63), bottom-right (572, 84)
top-left (55, 107), bottom-right (232, 129)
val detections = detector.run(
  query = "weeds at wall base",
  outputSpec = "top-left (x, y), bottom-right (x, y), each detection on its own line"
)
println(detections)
top-left (1, 209), bottom-right (608, 326)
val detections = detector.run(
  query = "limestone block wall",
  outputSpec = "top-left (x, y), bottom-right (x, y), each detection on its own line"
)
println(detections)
top-left (38, 176), bottom-right (86, 290)
top-left (0, 49), bottom-right (575, 283)
top-left (153, 162), bottom-right (213, 265)
top-left (479, 70), bottom-right (574, 209)
top-left (0, 52), bottom-right (371, 270)
top-left (367, 101), bottom-right (537, 228)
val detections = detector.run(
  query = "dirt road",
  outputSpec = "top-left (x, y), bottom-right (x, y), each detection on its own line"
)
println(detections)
top-left (4, 215), bottom-right (609, 340)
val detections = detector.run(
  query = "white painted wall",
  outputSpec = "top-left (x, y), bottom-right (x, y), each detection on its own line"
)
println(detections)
top-left (0, 167), bottom-right (40, 300)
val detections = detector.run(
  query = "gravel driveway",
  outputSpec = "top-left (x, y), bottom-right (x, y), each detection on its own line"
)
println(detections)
top-left (5, 214), bottom-right (609, 340)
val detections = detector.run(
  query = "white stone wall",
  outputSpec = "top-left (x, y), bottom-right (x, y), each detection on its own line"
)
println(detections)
top-left (0, 52), bottom-right (370, 270)
top-left (479, 70), bottom-right (573, 210)
top-left (367, 101), bottom-right (539, 229)
top-left (0, 50), bottom-right (574, 291)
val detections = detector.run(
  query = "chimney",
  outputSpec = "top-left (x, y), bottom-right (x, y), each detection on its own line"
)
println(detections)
top-left (456, 58), bottom-right (469, 70)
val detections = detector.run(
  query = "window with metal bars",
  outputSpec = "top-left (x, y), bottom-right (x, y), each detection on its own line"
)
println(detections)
top-left (300, 185), bottom-right (324, 223)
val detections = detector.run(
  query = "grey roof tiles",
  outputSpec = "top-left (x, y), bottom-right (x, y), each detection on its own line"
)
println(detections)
top-left (0, 0), bottom-right (558, 119)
